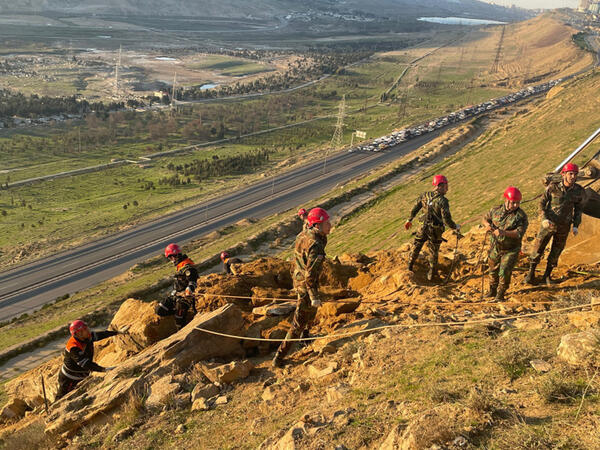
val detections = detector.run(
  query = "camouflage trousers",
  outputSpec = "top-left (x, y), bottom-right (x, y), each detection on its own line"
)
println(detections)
top-left (275, 289), bottom-right (317, 359)
top-left (530, 223), bottom-right (570, 268)
top-left (488, 245), bottom-right (520, 290)
top-left (410, 224), bottom-right (444, 268)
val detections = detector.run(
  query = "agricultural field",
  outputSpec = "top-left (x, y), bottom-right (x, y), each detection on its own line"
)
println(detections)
top-left (0, 13), bottom-right (592, 268)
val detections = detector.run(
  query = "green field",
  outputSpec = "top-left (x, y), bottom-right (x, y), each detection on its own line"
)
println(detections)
top-left (189, 55), bottom-right (273, 76)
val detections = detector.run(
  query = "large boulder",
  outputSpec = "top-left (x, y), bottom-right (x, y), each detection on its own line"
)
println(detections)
top-left (95, 298), bottom-right (177, 366)
top-left (0, 398), bottom-right (30, 422)
top-left (557, 330), bottom-right (600, 367)
top-left (45, 304), bottom-right (245, 437)
top-left (4, 356), bottom-right (61, 408)
top-left (198, 360), bottom-right (254, 384)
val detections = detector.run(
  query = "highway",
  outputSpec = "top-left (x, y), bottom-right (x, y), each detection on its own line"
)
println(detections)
top-left (0, 128), bottom-right (450, 321)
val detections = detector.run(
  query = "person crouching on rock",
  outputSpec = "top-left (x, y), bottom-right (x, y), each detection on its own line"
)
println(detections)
top-left (405, 175), bottom-right (460, 282)
top-left (482, 187), bottom-right (529, 302)
top-left (56, 320), bottom-right (123, 400)
top-left (220, 251), bottom-right (243, 275)
top-left (155, 243), bottom-right (198, 330)
top-left (272, 207), bottom-right (331, 368)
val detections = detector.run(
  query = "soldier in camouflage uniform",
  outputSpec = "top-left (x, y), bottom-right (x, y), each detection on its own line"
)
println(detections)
top-left (405, 175), bottom-right (460, 281)
top-left (482, 187), bottom-right (529, 301)
top-left (155, 243), bottom-right (198, 330)
top-left (272, 207), bottom-right (331, 368)
top-left (298, 208), bottom-right (309, 230)
top-left (525, 163), bottom-right (584, 285)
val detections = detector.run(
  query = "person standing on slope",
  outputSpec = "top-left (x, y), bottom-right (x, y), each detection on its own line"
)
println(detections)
top-left (220, 251), bottom-right (243, 275)
top-left (405, 175), bottom-right (460, 282)
top-left (482, 187), bottom-right (529, 301)
top-left (298, 208), bottom-right (309, 230)
top-left (272, 207), bottom-right (331, 368)
top-left (525, 163), bottom-right (584, 285)
top-left (56, 320), bottom-right (125, 400)
top-left (155, 243), bottom-right (198, 330)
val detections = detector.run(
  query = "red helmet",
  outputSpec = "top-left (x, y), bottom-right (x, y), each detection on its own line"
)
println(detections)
top-left (69, 320), bottom-right (89, 336)
top-left (306, 207), bottom-right (330, 226)
top-left (432, 175), bottom-right (448, 186)
top-left (298, 208), bottom-right (307, 218)
top-left (220, 251), bottom-right (230, 261)
top-left (164, 243), bottom-right (181, 258)
top-left (503, 186), bottom-right (522, 202)
top-left (561, 163), bottom-right (579, 174)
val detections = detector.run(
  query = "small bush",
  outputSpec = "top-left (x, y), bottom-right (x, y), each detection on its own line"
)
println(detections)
top-left (494, 337), bottom-right (538, 380)
top-left (536, 373), bottom-right (591, 404)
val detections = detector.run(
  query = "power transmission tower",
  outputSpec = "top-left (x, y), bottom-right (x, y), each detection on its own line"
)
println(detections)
top-left (330, 94), bottom-right (346, 150)
top-left (490, 25), bottom-right (506, 74)
top-left (324, 95), bottom-right (346, 174)
top-left (114, 44), bottom-right (122, 98)
top-left (171, 72), bottom-right (177, 111)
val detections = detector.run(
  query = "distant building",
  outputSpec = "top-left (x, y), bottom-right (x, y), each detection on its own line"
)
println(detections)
top-left (590, 2), bottom-right (600, 13)
top-left (580, 0), bottom-right (591, 11)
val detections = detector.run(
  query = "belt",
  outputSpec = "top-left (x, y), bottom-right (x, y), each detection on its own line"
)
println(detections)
top-left (61, 365), bottom-right (88, 380)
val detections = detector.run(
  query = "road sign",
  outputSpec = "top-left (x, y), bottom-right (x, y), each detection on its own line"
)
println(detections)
top-left (355, 130), bottom-right (366, 139)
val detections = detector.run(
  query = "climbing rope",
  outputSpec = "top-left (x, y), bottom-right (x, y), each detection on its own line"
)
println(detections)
top-left (194, 301), bottom-right (599, 342)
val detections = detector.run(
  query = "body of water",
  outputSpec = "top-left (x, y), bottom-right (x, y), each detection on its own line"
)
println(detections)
top-left (199, 83), bottom-right (219, 90)
top-left (418, 17), bottom-right (506, 25)
top-left (155, 57), bottom-right (177, 61)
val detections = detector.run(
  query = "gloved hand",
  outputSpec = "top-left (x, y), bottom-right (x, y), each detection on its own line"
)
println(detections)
top-left (542, 219), bottom-right (555, 230)
top-left (404, 221), bottom-right (412, 230)
top-left (170, 289), bottom-right (177, 297)
top-left (572, 227), bottom-right (579, 236)
top-left (184, 287), bottom-right (194, 296)
top-left (118, 325), bottom-right (130, 334)
top-left (310, 296), bottom-right (322, 308)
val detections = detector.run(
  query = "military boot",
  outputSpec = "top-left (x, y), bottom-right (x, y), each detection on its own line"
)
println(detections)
top-left (494, 285), bottom-right (506, 302)
top-left (271, 353), bottom-right (285, 368)
top-left (408, 243), bottom-right (423, 272)
top-left (486, 284), bottom-right (498, 298)
top-left (524, 263), bottom-right (537, 285)
top-left (427, 266), bottom-right (439, 282)
top-left (542, 265), bottom-right (555, 286)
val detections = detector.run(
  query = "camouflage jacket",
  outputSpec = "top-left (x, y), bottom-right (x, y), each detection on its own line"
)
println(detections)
top-left (173, 255), bottom-right (198, 293)
top-left (409, 191), bottom-right (457, 230)
top-left (293, 228), bottom-right (327, 298)
top-left (540, 182), bottom-right (584, 227)
top-left (484, 204), bottom-right (529, 251)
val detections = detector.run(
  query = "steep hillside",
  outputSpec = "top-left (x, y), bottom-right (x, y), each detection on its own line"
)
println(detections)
top-left (327, 68), bottom-right (600, 255)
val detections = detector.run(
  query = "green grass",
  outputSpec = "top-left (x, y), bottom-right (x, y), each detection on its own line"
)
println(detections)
top-left (188, 55), bottom-right (272, 76)
top-left (326, 70), bottom-right (600, 255)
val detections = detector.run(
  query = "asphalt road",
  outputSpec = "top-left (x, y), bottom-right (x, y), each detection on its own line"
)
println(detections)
top-left (0, 127), bottom-right (450, 321)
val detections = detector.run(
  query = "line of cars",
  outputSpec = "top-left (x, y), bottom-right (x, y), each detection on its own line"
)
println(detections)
top-left (352, 78), bottom-right (563, 153)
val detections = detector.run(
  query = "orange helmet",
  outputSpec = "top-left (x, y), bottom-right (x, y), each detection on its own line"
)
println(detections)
top-left (432, 175), bottom-right (448, 186)
top-left (503, 186), bottom-right (522, 202)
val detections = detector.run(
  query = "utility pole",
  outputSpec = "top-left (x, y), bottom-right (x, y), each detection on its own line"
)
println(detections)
top-left (171, 72), bottom-right (177, 111)
top-left (490, 25), bottom-right (506, 74)
top-left (114, 44), bottom-right (121, 98)
top-left (324, 94), bottom-right (346, 174)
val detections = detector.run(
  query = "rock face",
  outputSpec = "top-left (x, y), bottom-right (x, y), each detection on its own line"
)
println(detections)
top-left (0, 398), bottom-right (30, 422)
top-left (199, 360), bottom-right (254, 384)
top-left (95, 298), bottom-right (178, 366)
top-left (557, 330), bottom-right (600, 367)
top-left (4, 356), bottom-right (61, 407)
top-left (146, 376), bottom-right (181, 408)
top-left (252, 302), bottom-right (296, 317)
top-left (567, 311), bottom-right (600, 330)
top-left (45, 304), bottom-right (245, 437)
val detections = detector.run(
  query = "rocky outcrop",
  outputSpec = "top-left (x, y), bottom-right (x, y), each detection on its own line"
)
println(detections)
top-left (95, 298), bottom-right (178, 366)
top-left (45, 304), bottom-right (245, 437)
top-left (557, 330), bottom-right (600, 367)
